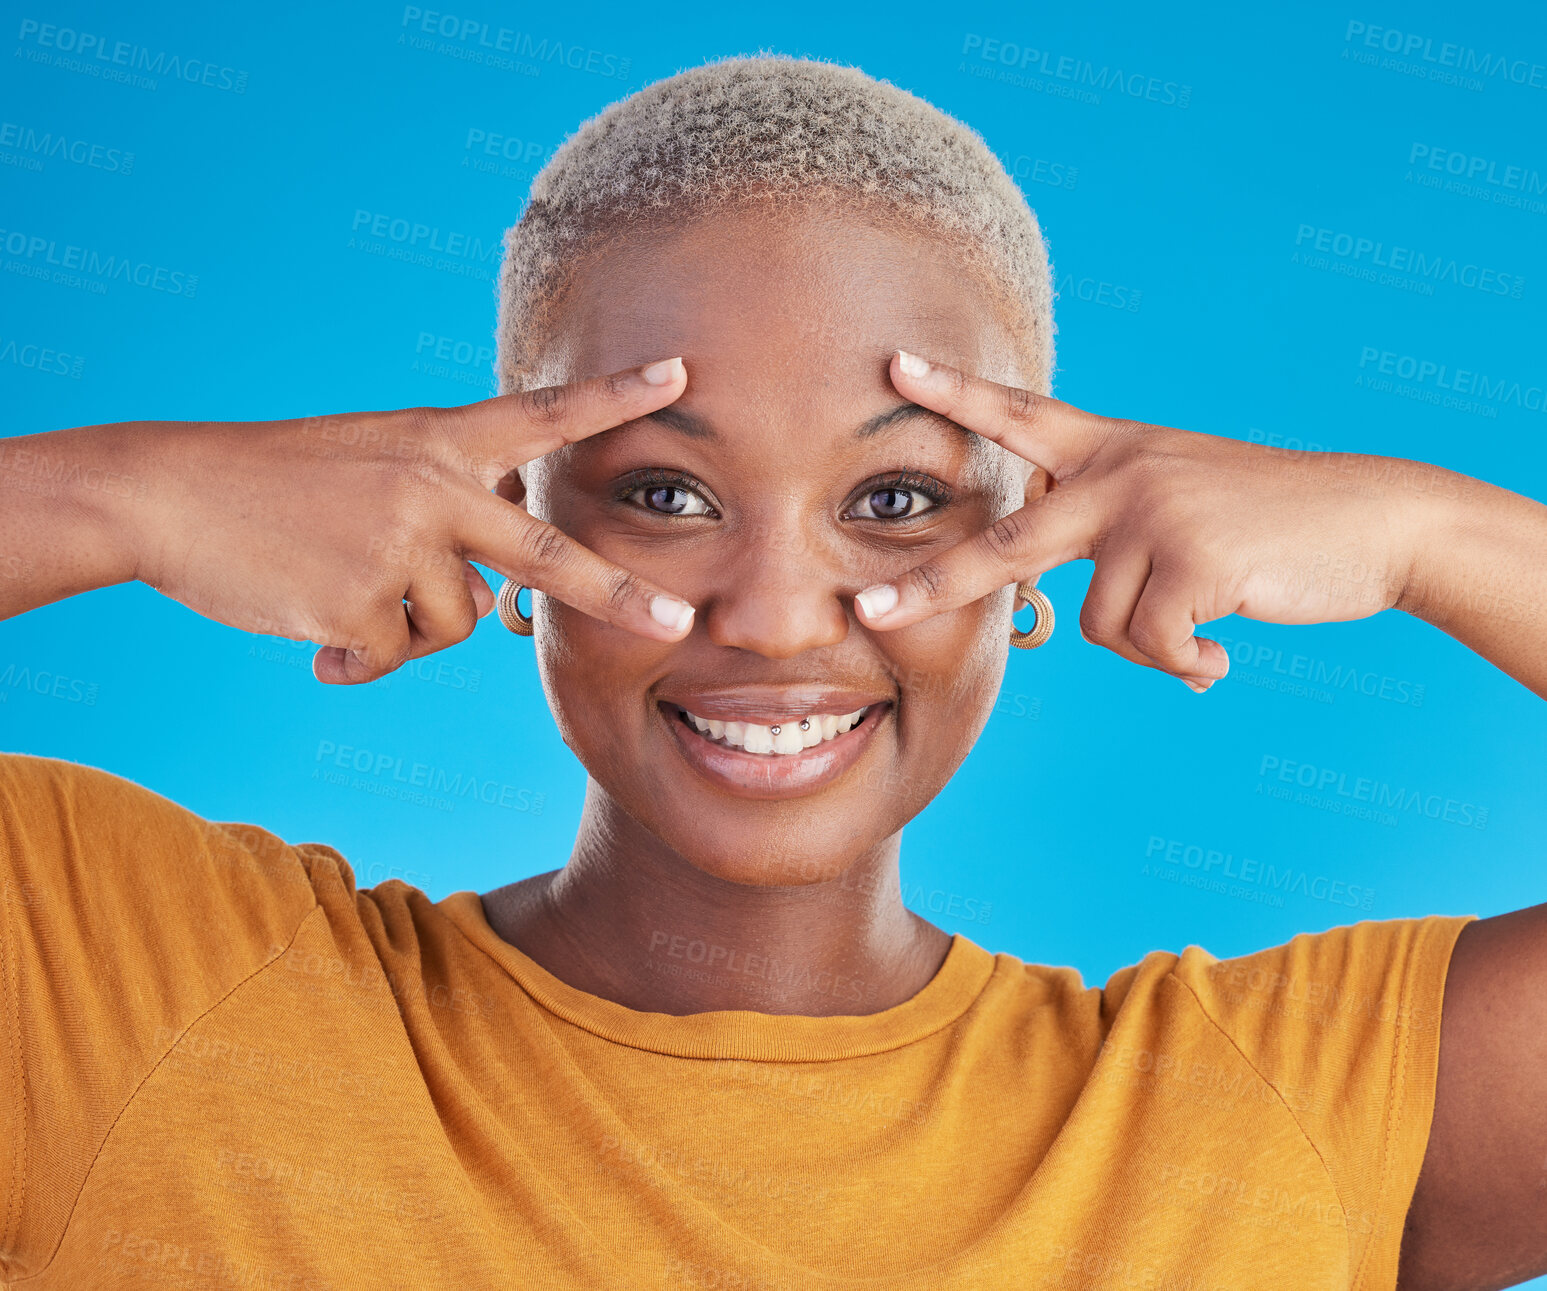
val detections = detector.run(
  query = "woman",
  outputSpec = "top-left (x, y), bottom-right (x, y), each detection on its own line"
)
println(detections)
top-left (2, 53), bottom-right (1543, 1291)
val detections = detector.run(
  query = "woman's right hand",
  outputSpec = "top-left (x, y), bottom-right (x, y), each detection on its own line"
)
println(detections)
top-left (6, 358), bottom-right (696, 684)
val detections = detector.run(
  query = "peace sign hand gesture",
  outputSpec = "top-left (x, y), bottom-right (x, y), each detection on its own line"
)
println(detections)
top-left (854, 351), bottom-right (1453, 692)
top-left (39, 359), bottom-right (701, 685)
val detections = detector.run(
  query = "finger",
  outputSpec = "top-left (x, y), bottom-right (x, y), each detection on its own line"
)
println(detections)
top-left (888, 350), bottom-right (1112, 477)
top-left (1126, 565), bottom-right (1231, 686)
top-left (312, 601), bottom-right (413, 686)
top-left (1077, 547), bottom-right (1154, 669)
top-left (854, 485), bottom-right (1099, 630)
top-left (402, 575), bottom-right (480, 659)
top-left (448, 357), bottom-right (687, 487)
top-left (458, 495), bottom-right (695, 642)
top-left (464, 562), bottom-right (494, 619)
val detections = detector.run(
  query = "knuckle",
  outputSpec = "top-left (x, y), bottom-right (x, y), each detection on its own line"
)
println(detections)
top-left (604, 569), bottom-right (643, 613)
top-left (1078, 603), bottom-right (1123, 647)
top-left (979, 509), bottom-right (1029, 562)
top-left (1127, 617), bottom-right (1179, 664)
top-left (518, 519), bottom-right (570, 571)
top-left (909, 560), bottom-right (950, 603)
top-left (601, 369), bottom-right (633, 401)
top-left (1003, 383), bottom-right (1043, 427)
top-left (421, 598), bottom-right (478, 649)
top-left (522, 382), bottom-right (570, 426)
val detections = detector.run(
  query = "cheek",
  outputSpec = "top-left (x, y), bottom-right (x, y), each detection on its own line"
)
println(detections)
top-left (880, 589), bottom-right (1011, 758)
top-left (531, 598), bottom-right (667, 766)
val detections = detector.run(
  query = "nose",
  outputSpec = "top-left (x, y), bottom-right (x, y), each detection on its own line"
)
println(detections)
top-left (700, 529), bottom-right (853, 659)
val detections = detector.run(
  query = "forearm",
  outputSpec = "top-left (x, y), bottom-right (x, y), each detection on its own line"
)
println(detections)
top-left (0, 425), bottom-right (142, 621)
top-left (1396, 464), bottom-right (1547, 700)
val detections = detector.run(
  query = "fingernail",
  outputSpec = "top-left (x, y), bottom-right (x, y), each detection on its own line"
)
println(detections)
top-left (649, 595), bottom-right (694, 633)
top-left (856, 583), bottom-right (899, 620)
top-left (1180, 677), bottom-right (1209, 693)
top-left (640, 357), bottom-right (684, 386)
top-left (896, 350), bottom-right (930, 380)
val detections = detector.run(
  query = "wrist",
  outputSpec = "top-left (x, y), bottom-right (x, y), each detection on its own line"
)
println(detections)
top-left (1392, 462), bottom-right (1499, 628)
top-left (55, 422), bottom-right (151, 588)
top-left (0, 422), bottom-right (149, 620)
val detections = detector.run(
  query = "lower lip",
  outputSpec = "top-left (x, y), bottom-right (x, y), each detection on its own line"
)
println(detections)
top-left (659, 702), bottom-right (891, 800)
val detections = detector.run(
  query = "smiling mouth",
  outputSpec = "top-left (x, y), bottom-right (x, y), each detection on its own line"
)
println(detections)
top-left (659, 699), bottom-right (890, 799)
top-left (669, 703), bottom-right (875, 756)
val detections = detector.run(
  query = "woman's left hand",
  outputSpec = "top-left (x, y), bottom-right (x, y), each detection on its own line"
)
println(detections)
top-left (853, 350), bottom-right (1460, 691)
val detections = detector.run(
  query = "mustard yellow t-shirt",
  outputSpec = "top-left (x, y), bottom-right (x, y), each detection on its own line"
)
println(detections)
top-left (0, 754), bottom-right (1473, 1290)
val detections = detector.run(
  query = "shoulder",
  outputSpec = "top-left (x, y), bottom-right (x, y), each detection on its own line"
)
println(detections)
top-left (0, 754), bottom-right (352, 1280)
top-left (1163, 915), bottom-right (1473, 1066)
top-left (0, 750), bottom-right (327, 950)
top-left (999, 917), bottom-right (1472, 1290)
top-left (1113, 916), bottom-right (1472, 1290)
top-left (1072, 916), bottom-right (1475, 1111)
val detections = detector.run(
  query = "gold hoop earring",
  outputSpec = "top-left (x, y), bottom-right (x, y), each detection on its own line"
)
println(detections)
top-left (496, 579), bottom-right (534, 636)
top-left (1010, 582), bottom-right (1053, 649)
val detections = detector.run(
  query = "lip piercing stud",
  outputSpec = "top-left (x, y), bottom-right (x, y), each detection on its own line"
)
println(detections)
top-left (771, 725), bottom-right (781, 735)
top-left (799, 719), bottom-right (811, 731)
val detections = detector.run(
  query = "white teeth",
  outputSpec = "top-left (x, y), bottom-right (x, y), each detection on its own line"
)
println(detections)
top-left (742, 724), bottom-right (775, 755)
top-left (679, 705), bottom-right (874, 755)
top-left (772, 724), bottom-right (805, 754)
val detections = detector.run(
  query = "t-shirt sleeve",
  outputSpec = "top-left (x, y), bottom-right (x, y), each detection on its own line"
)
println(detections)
top-left (0, 754), bottom-right (320, 1281)
top-left (1170, 913), bottom-right (1475, 1291)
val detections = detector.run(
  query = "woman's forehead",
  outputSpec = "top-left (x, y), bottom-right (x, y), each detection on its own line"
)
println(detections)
top-left (547, 203), bottom-right (1028, 395)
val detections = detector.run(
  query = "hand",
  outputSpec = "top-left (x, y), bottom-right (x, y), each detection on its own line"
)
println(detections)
top-left (116, 358), bottom-right (696, 684)
top-left (854, 351), bottom-right (1451, 691)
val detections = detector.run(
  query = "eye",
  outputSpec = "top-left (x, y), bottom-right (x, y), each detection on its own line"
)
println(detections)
top-left (616, 470), bottom-right (717, 517)
top-left (855, 487), bottom-right (934, 520)
top-left (631, 484), bottom-right (713, 516)
top-left (846, 471), bottom-right (949, 521)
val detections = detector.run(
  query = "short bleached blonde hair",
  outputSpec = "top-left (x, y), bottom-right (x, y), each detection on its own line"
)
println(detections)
top-left (495, 52), bottom-right (1056, 396)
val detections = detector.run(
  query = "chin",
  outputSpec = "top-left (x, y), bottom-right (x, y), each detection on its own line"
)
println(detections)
top-left (631, 764), bottom-right (931, 893)
top-left (682, 840), bottom-right (871, 889)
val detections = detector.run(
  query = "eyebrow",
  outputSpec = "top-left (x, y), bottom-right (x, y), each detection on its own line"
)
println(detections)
top-left (856, 403), bottom-right (966, 440)
top-left (638, 402), bottom-right (966, 442)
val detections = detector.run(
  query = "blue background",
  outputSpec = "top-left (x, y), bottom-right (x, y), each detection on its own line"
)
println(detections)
top-left (4, 0), bottom-right (1545, 1134)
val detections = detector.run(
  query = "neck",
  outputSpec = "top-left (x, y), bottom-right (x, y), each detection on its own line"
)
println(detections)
top-left (482, 780), bottom-right (952, 1017)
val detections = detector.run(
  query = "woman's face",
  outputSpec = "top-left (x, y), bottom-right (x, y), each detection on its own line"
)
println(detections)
top-left (520, 199), bottom-right (1043, 887)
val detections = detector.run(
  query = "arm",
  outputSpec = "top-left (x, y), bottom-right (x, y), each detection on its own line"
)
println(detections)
top-left (1395, 469), bottom-right (1547, 701)
top-left (1397, 904), bottom-right (1547, 1291)
top-left (1391, 468), bottom-right (1547, 1289)
top-left (0, 424), bottom-right (140, 618)
top-left (1350, 426), bottom-right (1547, 1290)
top-left (855, 351), bottom-right (1547, 1289)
